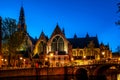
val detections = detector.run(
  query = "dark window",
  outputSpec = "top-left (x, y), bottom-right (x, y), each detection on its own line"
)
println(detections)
top-left (51, 36), bottom-right (64, 52)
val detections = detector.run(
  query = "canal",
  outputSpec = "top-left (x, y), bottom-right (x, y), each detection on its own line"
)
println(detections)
top-left (0, 74), bottom-right (120, 80)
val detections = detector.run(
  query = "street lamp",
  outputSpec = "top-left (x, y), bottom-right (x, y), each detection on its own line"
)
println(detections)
top-left (83, 56), bottom-right (86, 59)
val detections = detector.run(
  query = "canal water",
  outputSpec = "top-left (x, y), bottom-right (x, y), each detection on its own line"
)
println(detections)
top-left (0, 74), bottom-right (120, 80)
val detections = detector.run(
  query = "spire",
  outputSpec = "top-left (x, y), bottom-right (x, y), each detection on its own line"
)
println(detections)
top-left (18, 6), bottom-right (26, 32)
top-left (74, 33), bottom-right (77, 39)
top-left (86, 32), bottom-right (89, 38)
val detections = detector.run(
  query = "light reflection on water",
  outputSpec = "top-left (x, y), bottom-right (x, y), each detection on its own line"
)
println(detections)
top-left (0, 74), bottom-right (119, 80)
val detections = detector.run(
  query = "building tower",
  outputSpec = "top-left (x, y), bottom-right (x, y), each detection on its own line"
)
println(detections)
top-left (18, 6), bottom-right (26, 32)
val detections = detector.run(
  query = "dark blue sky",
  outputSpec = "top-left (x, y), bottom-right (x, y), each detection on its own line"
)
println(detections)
top-left (0, 0), bottom-right (119, 52)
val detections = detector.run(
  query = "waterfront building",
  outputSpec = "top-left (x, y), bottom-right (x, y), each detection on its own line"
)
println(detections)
top-left (33, 24), bottom-right (112, 67)
top-left (0, 6), bottom-right (112, 67)
top-left (18, 6), bottom-right (112, 67)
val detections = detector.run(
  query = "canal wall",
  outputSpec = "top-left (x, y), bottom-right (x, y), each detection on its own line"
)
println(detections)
top-left (0, 67), bottom-right (70, 77)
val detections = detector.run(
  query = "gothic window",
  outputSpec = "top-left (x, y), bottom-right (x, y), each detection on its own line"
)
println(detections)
top-left (73, 51), bottom-right (76, 56)
top-left (58, 37), bottom-right (64, 51)
top-left (94, 50), bottom-right (98, 58)
top-left (78, 50), bottom-right (83, 56)
top-left (51, 38), bottom-right (57, 51)
top-left (51, 36), bottom-right (64, 52)
top-left (86, 50), bottom-right (91, 56)
top-left (91, 50), bottom-right (95, 56)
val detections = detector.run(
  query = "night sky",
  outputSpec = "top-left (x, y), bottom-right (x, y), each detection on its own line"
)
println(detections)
top-left (0, 0), bottom-right (119, 52)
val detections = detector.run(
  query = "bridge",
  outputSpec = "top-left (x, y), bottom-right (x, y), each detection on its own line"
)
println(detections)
top-left (71, 59), bottom-right (120, 75)
top-left (0, 59), bottom-right (120, 77)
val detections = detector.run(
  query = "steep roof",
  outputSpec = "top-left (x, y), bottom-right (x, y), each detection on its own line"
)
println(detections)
top-left (39, 31), bottom-right (48, 41)
top-left (67, 36), bottom-right (99, 48)
top-left (50, 24), bottom-right (65, 39)
top-left (27, 33), bottom-right (37, 45)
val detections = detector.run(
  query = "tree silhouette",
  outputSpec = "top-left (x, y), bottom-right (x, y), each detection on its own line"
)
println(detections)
top-left (2, 17), bottom-right (25, 67)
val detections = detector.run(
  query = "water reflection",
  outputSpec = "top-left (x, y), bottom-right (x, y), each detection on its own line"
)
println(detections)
top-left (0, 74), bottom-right (119, 80)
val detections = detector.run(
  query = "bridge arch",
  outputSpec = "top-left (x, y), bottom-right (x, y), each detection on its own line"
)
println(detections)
top-left (93, 64), bottom-right (120, 75)
top-left (75, 68), bottom-right (88, 80)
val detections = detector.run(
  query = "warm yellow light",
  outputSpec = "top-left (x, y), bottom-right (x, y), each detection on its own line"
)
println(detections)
top-left (102, 52), bottom-right (105, 55)
top-left (45, 57), bottom-right (48, 61)
top-left (24, 59), bottom-right (26, 61)
top-left (50, 53), bottom-right (53, 57)
top-left (20, 57), bottom-right (23, 60)
top-left (4, 59), bottom-right (7, 62)
top-left (1, 59), bottom-right (3, 61)
top-left (71, 57), bottom-right (74, 61)
top-left (118, 58), bottom-right (120, 61)
top-left (83, 56), bottom-right (86, 59)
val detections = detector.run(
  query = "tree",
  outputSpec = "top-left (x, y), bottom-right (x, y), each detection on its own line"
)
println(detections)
top-left (2, 17), bottom-right (25, 67)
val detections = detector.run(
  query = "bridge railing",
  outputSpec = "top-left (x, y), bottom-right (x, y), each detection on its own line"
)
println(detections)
top-left (88, 59), bottom-right (120, 65)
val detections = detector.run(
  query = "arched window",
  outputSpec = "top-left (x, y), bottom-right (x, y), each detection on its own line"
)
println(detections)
top-left (58, 37), bottom-right (64, 51)
top-left (78, 51), bottom-right (83, 56)
top-left (73, 51), bottom-right (76, 56)
top-left (51, 38), bottom-right (57, 51)
top-left (86, 50), bottom-right (91, 56)
top-left (51, 36), bottom-right (64, 52)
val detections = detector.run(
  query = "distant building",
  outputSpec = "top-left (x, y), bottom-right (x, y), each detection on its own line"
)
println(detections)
top-left (112, 52), bottom-right (120, 59)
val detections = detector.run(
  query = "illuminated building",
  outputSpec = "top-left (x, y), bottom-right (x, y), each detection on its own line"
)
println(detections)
top-left (33, 25), bottom-right (112, 66)
top-left (16, 6), bottom-right (112, 67)
top-left (19, 6), bottom-right (112, 67)
top-left (1, 6), bottom-right (112, 67)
